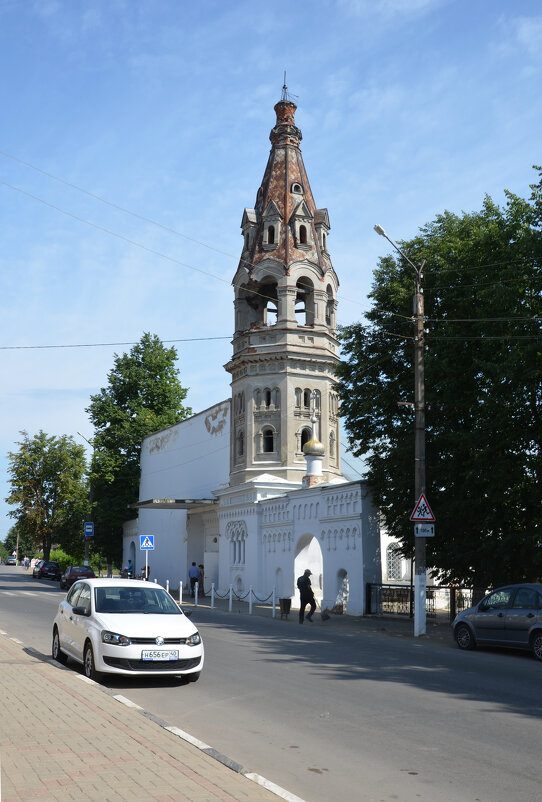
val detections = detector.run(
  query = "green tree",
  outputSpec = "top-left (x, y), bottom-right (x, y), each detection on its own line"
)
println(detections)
top-left (337, 170), bottom-right (542, 590)
top-left (86, 332), bottom-right (192, 564)
top-left (6, 431), bottom-right (89, 560)
top-left (3, 522), bottom-right (35, 560)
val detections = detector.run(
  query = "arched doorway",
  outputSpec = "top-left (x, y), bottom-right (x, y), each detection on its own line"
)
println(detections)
top-left (335, 568), bottom-right (349, 613)
top-left (294, 534), bottom-right (323, 604)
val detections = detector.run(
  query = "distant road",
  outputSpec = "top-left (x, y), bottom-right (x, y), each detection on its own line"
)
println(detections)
top-left (1, 565), bottom-right (541, 802)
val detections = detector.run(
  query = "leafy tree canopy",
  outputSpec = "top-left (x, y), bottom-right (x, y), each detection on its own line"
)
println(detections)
top-left (5, 431), bottom-right (89, 561)
top-left (86, 332), bottom-right (192, 563)
top-left (337, 169), bottom-right (542, 590)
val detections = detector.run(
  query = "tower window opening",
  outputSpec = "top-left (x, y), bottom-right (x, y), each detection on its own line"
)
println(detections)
top-left (299, 225), bottom-right (307, 245)
top-left (295, 277), bottom-right (315, 326)
top-left (303, 389), bottom-right (311, 409)
top-left (238, 431), bottom-right (244, 457)
top-left (268, 225), bottom-right (275, 245)
top-left (301, 428), bottom-right (311, 450)
top-left (264, 388), bottom-right (272, 408)
top-left (262, 427), bottom-right (275, 453)
top-left (292, 182), bottom-right (302, 194)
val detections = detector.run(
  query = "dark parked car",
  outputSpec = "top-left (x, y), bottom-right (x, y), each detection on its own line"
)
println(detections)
top-left (33, 560), bottom-right (62, 581)
top-left (60, 565), bottom-right (95, 590)
top-left (452, 583), bottom-right (542, 661)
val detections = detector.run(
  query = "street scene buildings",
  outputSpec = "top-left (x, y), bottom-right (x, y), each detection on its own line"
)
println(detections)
top-left (122, 93), bottom-right (382, 615)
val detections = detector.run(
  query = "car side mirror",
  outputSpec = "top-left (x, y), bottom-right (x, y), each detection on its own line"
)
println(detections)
top-left (72, 606), bottom-right (90, 617)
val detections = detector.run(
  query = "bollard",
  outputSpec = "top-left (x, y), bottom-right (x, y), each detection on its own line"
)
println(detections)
top-left (211, 582), bottom-right (215, 608)
top-left (179, 580), bottom-right (183, 605)
top-left (194, 581), bottom-right (199, 606)
top-left (229, 584), bottom-right (233, 612)
top-left (166, 579), bottom-right (170, 594)
top-left (272, 586), bottom-right (276, 619)
top-left (249, 585), bottom-right (253, 615)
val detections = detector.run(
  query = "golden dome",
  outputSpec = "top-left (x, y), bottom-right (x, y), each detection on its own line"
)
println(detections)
top-left (303, 437), bottom-right (325, 457)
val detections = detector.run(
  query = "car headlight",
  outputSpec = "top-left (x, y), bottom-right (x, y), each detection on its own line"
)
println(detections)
top-left (185, 632), bottom-right (201, 646)
top-left (102, 630), bottom-right (131, 646)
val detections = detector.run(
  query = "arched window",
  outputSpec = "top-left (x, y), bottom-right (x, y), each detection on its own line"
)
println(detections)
top-left (238, 431), bottom-right (244, 457)
top-left (386, 544), bottom-right (402, 581)
top-left (326, 284), bottom-right (334, 327)
top-left (295, 277), bottom-right (315, 326)
top-left (301, 428), bottom-right (311, 450)
top-left (303, 389), bottom-right (311, 409)
top-left (295, 388), bottom-right (302, 408)
top-left (268, 225), bottom-right (275, 245)
top-left (254, 388), bottom-right (261, 408)
top-left (299, 225), bottom-right (307, 245)
top-left (322, 233), bottom-right (327, 251)
top-left (329, 430), bottom-right (336, 458)
top-left (262, 427), bottom-right (275, 453)
top-left (264, 388), bottom-right (272, 408)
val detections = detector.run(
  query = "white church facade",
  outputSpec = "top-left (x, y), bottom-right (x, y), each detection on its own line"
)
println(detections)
top-left (123, 92), bottom-right (383, 616)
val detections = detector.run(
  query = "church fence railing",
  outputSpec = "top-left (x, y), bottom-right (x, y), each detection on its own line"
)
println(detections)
top-left (366, 583), bottom-right (474, 623)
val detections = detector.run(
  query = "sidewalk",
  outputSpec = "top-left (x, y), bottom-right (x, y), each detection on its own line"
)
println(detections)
top-left (178, 592), bottom-right (453, 643)
top-left (0, 633), bottom-right (301, 802)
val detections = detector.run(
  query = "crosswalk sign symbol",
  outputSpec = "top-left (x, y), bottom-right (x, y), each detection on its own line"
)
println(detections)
top-left (140, 535), bottom-right (155, 550)
top-left (410, 493), bottom-right (435, 522)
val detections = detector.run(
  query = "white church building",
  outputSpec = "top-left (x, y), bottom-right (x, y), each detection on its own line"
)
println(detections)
top-left (123, 92), bottom-right (383, 616)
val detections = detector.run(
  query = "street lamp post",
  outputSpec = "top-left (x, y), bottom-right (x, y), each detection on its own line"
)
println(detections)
top-left (77, 432), bottom-right (94, 567)
top-left (374, 225), bottom-right (427, 636)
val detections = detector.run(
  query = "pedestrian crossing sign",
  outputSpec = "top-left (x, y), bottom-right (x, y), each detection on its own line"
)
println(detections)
top-left (140, 535), bottom-right (155, 550)
top-left (410, 493), bottom-right (435, 522)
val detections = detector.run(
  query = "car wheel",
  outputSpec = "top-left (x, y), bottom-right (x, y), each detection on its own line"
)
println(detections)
top-left (185, 671), bottom-right (201, 683)
top-left (530, 631), bottom-right (542, 662)
top-left (52, 627), bottom-right (68, 665)
top-left (455, 623), bottom-right (476, 650)
top-left (84, 643), bottom-right (101, 682)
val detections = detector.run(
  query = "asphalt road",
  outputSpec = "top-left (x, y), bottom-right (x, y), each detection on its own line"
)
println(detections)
top-left (1, 566), bottom-right (541, 802)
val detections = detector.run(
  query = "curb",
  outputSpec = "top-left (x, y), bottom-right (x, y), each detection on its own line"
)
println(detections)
top-left (3, 631), bottom-right (308, 802)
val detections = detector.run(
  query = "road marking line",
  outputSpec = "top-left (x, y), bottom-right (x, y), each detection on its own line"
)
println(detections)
top-left (244, 773), bottom-right (309, 802)
top-left (165, 725), bottom-right (211, 749)
top-left (113, 694), bottom-right (144, 710)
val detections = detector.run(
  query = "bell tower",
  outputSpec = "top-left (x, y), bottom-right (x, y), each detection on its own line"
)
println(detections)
top-left (225, 90), bottom-right (341, 487)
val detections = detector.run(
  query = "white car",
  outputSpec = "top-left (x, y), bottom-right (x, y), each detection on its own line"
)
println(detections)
top-left (52, 578), bottom-right (204, 682)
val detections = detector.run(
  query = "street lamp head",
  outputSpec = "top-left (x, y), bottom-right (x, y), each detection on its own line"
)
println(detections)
top-left (374, 224), bottom-right (387, 237)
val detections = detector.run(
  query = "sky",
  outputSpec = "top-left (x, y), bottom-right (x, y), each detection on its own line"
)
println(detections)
top-left (0, 0), bottom-right (541, 540)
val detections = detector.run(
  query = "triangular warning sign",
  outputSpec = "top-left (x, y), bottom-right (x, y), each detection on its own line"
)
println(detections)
top-left (141, 536), bottom-right (153, 548)
top-left (410, 493), bottom-right (435, 522)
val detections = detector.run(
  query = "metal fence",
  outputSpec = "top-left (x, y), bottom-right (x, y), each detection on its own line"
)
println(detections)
top-left (366, 584), bottom-right (474, 623)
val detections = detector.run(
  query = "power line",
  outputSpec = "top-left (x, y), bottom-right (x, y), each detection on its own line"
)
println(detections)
top-left (0, 336), bottom-right (231, 351)
top-left (0, 154), bottom-right (375, 313)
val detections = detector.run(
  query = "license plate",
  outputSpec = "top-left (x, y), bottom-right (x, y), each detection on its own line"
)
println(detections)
top-left (141, 650), bottom-right (178, 661)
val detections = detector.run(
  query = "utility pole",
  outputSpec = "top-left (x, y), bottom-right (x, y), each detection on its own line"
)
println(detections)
top-left (374, 225), bottom-right (427, 636)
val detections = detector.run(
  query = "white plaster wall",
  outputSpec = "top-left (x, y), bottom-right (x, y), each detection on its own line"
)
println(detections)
top-left (123, 401), bottom-right (231, 590)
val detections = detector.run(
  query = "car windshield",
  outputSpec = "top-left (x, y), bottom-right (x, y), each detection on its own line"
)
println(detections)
top-left (94, 586), bottom-right (181, 615)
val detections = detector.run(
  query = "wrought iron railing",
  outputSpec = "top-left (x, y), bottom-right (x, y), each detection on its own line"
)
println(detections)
top-left (366, 584), bottom-right (473, 623)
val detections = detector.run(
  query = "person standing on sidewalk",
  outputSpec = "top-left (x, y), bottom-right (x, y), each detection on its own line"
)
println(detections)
top-left (189, 562), bottom-right (200, 597)
top-left (297, 569), bottom-right (316, 624)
